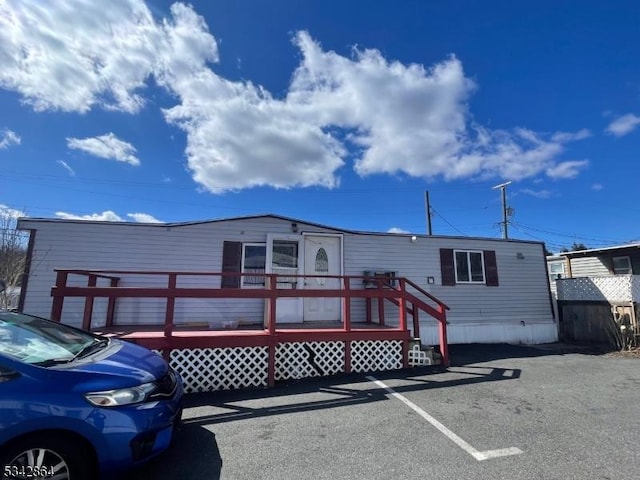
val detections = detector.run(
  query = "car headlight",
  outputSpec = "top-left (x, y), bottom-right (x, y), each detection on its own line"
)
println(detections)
top-left (84, 383), bottom-right (158, 407)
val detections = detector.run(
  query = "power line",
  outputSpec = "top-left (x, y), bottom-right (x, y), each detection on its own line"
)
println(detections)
top-left (511, 222), bottom-right (627, 245)
top-left (430, 207), bottom-right (468, 236)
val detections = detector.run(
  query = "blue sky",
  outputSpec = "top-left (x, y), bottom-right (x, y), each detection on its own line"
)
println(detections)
top-left (1, 0), bottom-right (640, 253)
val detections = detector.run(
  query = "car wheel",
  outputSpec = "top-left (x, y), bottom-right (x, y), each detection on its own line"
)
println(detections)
top-left (0, 434), bottom-right (93, 480)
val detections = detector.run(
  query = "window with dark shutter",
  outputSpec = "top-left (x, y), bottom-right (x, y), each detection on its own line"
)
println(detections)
top-left (221, 241), bottom-right (242, 288)
top-left (483, 250), bottom-right (499, 286)
top-left (440, 248), bottom-right (456, 286)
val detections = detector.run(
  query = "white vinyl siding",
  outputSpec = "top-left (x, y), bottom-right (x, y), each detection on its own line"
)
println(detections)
top-left (343, 233), bottom-right (555, 344)
top-left (19, 217), bottom-right (338, 327)
top-left (568, 257), bottom-right (611, 277)
top-left (19, 216), bottom-right (556, 344)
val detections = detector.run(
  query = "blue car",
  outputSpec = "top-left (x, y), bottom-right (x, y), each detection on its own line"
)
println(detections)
top-left (0, 311), bottom-right (183, 480)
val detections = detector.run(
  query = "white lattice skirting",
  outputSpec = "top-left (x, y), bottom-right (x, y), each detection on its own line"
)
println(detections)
top-left (169, 347), bottom-right (269, 393)
top-left (163, 340), bottom-right (405, 393)
top-left (351, 340), bottom-right (403, 373)
top-left (557, 275), bottom-right (635, 302)
top-left (276, 341), bottom-right (345, 380)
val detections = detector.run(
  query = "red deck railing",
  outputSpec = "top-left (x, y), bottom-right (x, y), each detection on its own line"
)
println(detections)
top-left (49, 269), bottom-right (450, 369)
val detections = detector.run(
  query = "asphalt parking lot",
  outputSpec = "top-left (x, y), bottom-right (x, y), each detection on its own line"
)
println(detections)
top-left (129, 343), bottom-right (640, 480)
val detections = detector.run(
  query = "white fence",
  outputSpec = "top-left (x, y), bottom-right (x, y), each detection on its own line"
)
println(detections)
top-left (556, 275), bottom-right (640, 303)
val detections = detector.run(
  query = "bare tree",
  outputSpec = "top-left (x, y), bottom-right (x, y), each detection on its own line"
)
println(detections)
top-left (0, 206), bottom-right (28, 309)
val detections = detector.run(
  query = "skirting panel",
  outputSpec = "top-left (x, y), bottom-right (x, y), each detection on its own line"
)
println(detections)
top-left (169, 346), bottom-right (269, 393)
top-left (275, 341), bottom-right (345, 380)
top-left (351, 340), bottom-right (403, 373)
top-left (160, 339), bottom-right (407, 393)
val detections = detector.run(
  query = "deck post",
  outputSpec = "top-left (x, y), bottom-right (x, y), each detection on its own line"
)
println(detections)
top-left (343, 277), bottom-right (351, 332)
top-left (81, 274), bottom-right (97, 331)
top-left (105, 277), bottom-right (119, 327)
top-left (377, 279), bottom-right (385, 326)
top-left (402, 339), bottom-right (409, 368)
top-left (398, 279), bottom-right (407, 331)
top-left (268, 339), bottom-right (277, 388)
top-left (164, 273), bottom-right (177, 337)
top-left (365, 297), bottom-right (372, 323)
top-left (267, 275), bottom-right (277, 387)
top-left (344, 340), bottom-right (351, 373)
top-left (412, 303), bottom-right (420, 339)
top-left (50, 271), bottom-right (68, 322)
top-left (267, 275), bottom-right (276, 335)
top-left (438, 307), bottom-right (450, 367)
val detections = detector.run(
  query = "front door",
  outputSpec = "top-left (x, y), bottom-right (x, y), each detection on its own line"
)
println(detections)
top-left (303, 235), bottom-right (342, 322)
top-left (266, 234), bottom-right (303, 324)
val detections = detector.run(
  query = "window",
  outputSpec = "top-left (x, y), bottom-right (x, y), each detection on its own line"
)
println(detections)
top-left (440, 248), bottom-right (498, 286)
top-left (242, 243), bottom-right (266, 287)
top-left (612, 256), bottom-right (632, 275)
top-left (455, 250), bottom-right (485, 283)
top-left (272, 240), bottom-right (299, 286)
top-left (315, 248), bottom-right (329, 273)
top-left (548, 260), bottom-right (565, 283)
top-left (221, 240), bottom-right (300, 288)
top-left (272, 240), bottom-right (298, 269)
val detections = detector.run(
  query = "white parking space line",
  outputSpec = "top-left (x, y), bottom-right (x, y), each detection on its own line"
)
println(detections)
top-left (366, 376), bottom-right (523, 461)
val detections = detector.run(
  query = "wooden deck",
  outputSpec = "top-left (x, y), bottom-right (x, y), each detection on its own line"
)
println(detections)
top-left (49, 270), bottom-right (451, 385)
top-left (93, 321), bottom-right (409, 351)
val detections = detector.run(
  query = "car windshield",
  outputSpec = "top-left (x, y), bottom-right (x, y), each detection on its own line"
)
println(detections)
top-left (0, 311), bottom-right (105, 365)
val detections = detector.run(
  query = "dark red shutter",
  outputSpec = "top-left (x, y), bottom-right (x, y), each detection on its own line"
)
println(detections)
top-left (221, 241), bottom-right (242, 288)
top-left (483, 250), bottom-right (499, 286)
top-left (440, 248), bottom-right (456, 286)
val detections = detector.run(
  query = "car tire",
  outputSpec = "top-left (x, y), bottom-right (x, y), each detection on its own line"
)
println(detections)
top-left (0, 434), bottom-right (94, 480)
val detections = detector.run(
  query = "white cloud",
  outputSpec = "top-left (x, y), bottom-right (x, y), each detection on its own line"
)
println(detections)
top-left (591, 183), bottom-right (604, 191)
top-left (0, 129), bottom-right (21, 149)
top-left (606, 113), bottom-right (640, 137)
top-left (55, 210), bottom-right (124, 222)
top-left (67, 133), bottom-right (140, 166)
top-left (127, 213), bottom-right (161, 223)
top-left (551, 129), bottom-right (591, 142)
top-left (0, 204), bottom-right (25, 218)
top-left (545, 160), bottom-right (589, 179)
top-left (0, 0), bottom-right (161, 113)
top-left (55, 210), bottom-right (160, 222)
top-left (57, 160), bottom-right (76, 176)
top-left (520, 188), bottom-right (553, 199)
top-left (0, 2), bottom-right (590, 192)
top-left (388, 227), bottom-right (410, 234)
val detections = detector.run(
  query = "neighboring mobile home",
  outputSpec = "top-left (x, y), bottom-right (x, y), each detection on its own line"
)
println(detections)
top-left (547, 243), bottom-right (640, 346)
top-left (17, 214), bottom-right (557, 346)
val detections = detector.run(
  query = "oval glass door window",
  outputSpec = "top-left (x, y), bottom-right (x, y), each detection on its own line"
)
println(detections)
top-left (315, 247), bottom-right (328, 285)
top-left (315, 248), bottom-right (329, 272)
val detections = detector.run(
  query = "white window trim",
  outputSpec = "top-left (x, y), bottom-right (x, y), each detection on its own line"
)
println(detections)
top-left (454, 250), bottom-right (486, 284)
top-left (241, 243), bottom-right (266, 288)
top-left (548, 260), bottom-right (566, 280)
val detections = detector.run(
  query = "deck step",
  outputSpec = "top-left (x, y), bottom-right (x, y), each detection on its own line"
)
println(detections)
top-left (408, 338), bottom-right (441, 366)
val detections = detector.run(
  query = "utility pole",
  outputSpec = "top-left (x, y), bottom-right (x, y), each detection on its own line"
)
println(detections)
top-left (492, 181), bottom-right (511, 239)
top-left (425, 191), bottom-right (433, 235)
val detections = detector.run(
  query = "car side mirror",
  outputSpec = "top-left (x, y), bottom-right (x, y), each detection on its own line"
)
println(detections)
top-left (0, 279), bottom-right (6, 294)
top-left (0, 365), bottom-right (20, 383)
